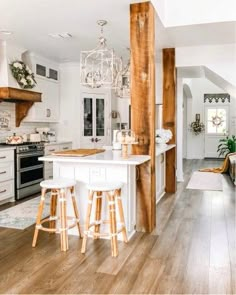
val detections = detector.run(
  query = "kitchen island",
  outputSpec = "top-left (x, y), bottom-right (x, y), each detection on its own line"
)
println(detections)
top-left (39, 150), bottom-right (150, 240)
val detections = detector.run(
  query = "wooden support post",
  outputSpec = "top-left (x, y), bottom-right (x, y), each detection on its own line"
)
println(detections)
top-left (130, 2), bottom-right (156, 232)
top-left (163, 48), bottom-right (177, 193)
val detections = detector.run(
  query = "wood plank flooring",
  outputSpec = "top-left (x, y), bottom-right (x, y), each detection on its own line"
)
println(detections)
top-left (0, 159), bottom-right (235, 294)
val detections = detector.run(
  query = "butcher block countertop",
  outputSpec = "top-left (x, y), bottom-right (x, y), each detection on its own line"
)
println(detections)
top-left (39, 150), bottom-right (150, 165)
top-left (52, 148), bottom-right (105, 157)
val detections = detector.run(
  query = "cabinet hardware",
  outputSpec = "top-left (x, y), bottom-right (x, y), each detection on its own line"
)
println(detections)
top-left (46, 109), bottom-right (51, 118)
top-left (94, 138), bottom-right (101, 143)
top-left (91, 138), bottom-right (95, 143)
top-left (0, 189), bottom-right (6, 194)
top-left (0, 171), bottom-right (6, 175)
top-left (63, 147), bottom-right (69, 150)
top-left (49, 149), bottom-right (55, 152)
top-left (0, 156), bottom-right (6, 159)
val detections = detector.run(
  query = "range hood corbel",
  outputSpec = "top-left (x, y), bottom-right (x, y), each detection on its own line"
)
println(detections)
top-left (0, 87), bottom-right (41, 127)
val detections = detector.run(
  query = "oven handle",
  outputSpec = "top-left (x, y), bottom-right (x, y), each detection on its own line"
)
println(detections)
top-left (18, 164), bottom-right (44, 173)
top-left (17, 152), bottom-right (44, 158)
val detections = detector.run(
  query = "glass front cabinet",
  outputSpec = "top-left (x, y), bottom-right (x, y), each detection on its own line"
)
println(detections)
top-left (81, 92), bottom-right (108, 148)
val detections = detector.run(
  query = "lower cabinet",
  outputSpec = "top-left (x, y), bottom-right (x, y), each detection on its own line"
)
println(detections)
top-left (0, 149), bottom-right (15, 203)
top-left (0, 180), bottom-right (14, 202)
top-left (44, 142), bottom-right (72, 180)
top-left (156, 153), bottom-right (166, 204)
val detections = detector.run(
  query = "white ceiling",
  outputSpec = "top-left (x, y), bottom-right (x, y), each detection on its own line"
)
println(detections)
top-left (0, 0), bottom-right (235, 62)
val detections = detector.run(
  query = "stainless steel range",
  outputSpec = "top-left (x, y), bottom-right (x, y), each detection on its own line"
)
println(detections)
top-left (14, 142), bottom-right (44, 200)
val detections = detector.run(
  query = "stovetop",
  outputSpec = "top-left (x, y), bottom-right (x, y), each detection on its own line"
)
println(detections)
top-left (0, 142), bottom-right (44, 153)
top-left (0, 141), bottom-right (42, 146)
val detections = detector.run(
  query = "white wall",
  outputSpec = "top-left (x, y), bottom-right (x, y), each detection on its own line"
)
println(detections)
top-left (176, 44), bottom-right (236, 88)
top-left (153, 0), bottom-right (236, 27)
top-left (0, 102), bottom-right (50, 142)
top-left (185, 78), bottom-right (236, 159)
top-left (176, 77), bottom-right (184, 181)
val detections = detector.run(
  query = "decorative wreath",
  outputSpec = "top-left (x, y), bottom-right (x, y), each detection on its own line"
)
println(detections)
top-left (9, 60), bottom-right (37, 89)
top-left (190, 121), bottom-right (205, 135)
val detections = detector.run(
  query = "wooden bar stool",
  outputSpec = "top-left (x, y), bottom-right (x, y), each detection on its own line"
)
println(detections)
top-left (32, 178), bottom-right (82, 252)
top-left (81, 182), bottom-right (128, 257)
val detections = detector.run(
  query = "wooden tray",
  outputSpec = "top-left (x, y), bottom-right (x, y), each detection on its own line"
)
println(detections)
top-left (51, 148), bottom-right (105, 157)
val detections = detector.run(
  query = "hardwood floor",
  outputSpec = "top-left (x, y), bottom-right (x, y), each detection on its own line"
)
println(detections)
top-left (0, 159), bottom-right (235, 294)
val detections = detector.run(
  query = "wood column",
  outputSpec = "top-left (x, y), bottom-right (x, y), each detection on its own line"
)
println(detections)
top-left (130, 2), bottom-right (156, 232)
top-left (162, 48), bottom-right (177, 193)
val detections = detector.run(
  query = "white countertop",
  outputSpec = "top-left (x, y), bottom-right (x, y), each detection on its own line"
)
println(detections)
top-left (39, 150), bottom-right (150, 165)
top-left (156, 144), bottom-right (176, 156)
top-left (0, 146), bottom-right (16, 151)
top-left (43, 141), bottom-right (72, 146)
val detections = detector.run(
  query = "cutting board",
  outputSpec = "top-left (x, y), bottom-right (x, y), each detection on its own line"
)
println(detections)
top-left (51, 148), bottom-right (105, 157)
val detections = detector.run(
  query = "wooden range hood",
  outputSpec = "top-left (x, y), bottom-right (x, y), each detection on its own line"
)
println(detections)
top-left (0, 87), bottom-right (42, 127)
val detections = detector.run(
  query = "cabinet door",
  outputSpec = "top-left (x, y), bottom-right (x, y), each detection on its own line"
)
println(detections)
top-left (80, 93), bottom-right (108, 148)
top-left (45, 81), bottom-right (60, 122)
top-left (156, 153), bottom-right (166, 204)
top-left (24, 78), bottom-right (48, 121)
top-left (24, 78), bottom-right (59, 122)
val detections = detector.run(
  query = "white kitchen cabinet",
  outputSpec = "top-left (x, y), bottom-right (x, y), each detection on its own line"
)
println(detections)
top-left (80, 92), bottom-right (109, 148)
top-left (43, 142), bottom-right (72, 180)
top-left (22, 51), bottom-right (59, 82)
top-left (0, 149), bottom-right (15, 203)
top-left (156, 153), bottom-right (166, 203)
top-left (22, 52), bottom-right (60, 123)
top-left (24, 77), bottom-right (60, 123)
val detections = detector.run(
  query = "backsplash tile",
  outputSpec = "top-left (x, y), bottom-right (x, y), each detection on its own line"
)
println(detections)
top-left (0, 102), bottom-right (50, 142)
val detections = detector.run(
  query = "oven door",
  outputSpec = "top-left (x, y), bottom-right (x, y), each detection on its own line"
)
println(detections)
top-left (17, 166), bottom-right (44, 189)
top-left (17, 151), bottom-right (44, 171)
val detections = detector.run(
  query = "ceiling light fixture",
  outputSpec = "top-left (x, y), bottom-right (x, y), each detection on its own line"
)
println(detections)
top-left (48, 32), bottom-right (72, 39)
top-left (80, 20), bottom-right (118, 89)
top-left (0, 30), bottom-right (12, 35)
top-left (114, 48), bottom-right (130, 98)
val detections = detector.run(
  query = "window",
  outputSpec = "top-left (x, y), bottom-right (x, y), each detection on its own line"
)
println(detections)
top-left (206, 107), bottom-right (227, 134)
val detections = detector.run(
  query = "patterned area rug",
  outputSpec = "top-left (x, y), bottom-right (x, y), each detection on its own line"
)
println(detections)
top-left (187, 171), bottom-right (223, 191)
top-left (0, 196), bottom-right (50, 230)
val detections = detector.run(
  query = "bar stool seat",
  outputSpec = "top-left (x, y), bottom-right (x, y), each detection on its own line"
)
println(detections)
top-left (40, 178), bottom-right (76, 189)
top-left (32, 178), bottom-right (81, 252)
top-left (86, 182), bottom-right (123, 192)
top-left (81, 181), bottom-right (128, 257)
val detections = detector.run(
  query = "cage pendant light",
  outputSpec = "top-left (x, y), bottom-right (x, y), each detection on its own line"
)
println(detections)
top-left (80, 20), bottom-right (115, 88)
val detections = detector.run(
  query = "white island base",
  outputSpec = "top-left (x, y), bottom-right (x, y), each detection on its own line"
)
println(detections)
top-left (39, 151), bottom-right (150, 241)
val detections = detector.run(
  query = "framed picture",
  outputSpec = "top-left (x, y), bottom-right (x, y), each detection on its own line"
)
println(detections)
top-left (0, 111), bottom-right (11, 130)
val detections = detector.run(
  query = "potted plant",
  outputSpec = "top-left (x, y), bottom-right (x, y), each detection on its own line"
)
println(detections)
top-left (217, 135), bottom-right (236, 157)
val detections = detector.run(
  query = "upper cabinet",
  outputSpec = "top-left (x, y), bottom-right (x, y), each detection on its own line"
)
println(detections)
top-left (22, 52), bottom-right (60, 123)
top-left (35, 62), bottom-right (59, 82)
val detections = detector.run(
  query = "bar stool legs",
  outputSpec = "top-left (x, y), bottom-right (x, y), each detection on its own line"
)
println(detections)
top-left (32, 179), bottom-right (81, 252)
top-left (81, 191), bottom-right (94, 254)
top-left (49, 189), bottom-right (58, 231)
top-left (116, 189), bottom-right (128, 243)
top-left (107, 191), bottom-right (118, 257)
top-left (70, 186), bottom-right (82, 238)
top-left (81, 184), bottom-right (127, 258)
top-left (94, 192), bottom-right (102, 240)
top-left (32, 188), bottom-right (47, 247)
top-left (59, 188), bottom-right (68, 252)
